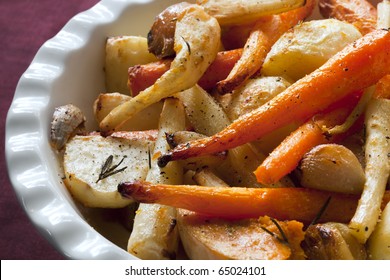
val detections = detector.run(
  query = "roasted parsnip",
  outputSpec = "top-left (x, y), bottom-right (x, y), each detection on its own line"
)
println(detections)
top-left (127, 98), bottom-right (185, 260)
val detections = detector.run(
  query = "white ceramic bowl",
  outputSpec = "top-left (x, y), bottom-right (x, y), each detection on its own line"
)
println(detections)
top-left (5, 0), bottom-right (381, 260)
top-left (5, 0), bottom-right (181, 260)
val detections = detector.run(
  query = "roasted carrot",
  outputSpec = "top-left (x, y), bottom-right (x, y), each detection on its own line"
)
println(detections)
top-left (118, 181), bottom-right (390, 225)
top-left (319, 0), bottom-right (377, 35)
top-left (128, 49), bottom-right (243, 96)
top-left (128, 59), bottom-right (171, 97)
top-left (254, 91), bottom-right (363, 184)
top-left (216, 0), bottom-right (315, 94)
top-left (158, 29), bottom-right (390, 167)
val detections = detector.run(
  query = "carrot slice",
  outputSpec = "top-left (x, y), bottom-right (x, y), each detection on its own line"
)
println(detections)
top-left (128, 49), bottom-right (242, 96)
top-left (118, 181), bottom-right (390, 225)
top-left (158, 29), bottom-right (390, 167)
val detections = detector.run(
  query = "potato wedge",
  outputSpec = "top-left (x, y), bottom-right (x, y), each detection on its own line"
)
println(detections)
top-left (226, 76), bottom-right (291, 121)
top-left (177, 85), bottom-right (266, 187)
top-left (63, 134), bottom-right (154, 208)
top-left (105, 36), bottom-right (157, 94)
top-left (262, 19), bottom-right (362, 81)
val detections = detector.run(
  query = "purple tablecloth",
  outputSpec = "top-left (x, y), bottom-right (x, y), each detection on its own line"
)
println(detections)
top-left (1, 0), bottom-right (99, 260)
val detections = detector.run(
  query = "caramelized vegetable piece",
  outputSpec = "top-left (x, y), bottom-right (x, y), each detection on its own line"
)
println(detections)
top-left (261, 18), bottom-right (362, 82)
top-left (297, 144), bottom-right (365, 194)
top-left (147, 2), bottom-right (191, 58)
top-left (93, 92), bottom-right (163, 131)
top-left (118, 181), bottom-right (390, 224)
top-left (303, 222), bottom-right (367, 259)
top-left (158, 29), bottom-right (390, 166)
top-left (178, 212), bottom-right (305, 260)
top-left (105, 36), bottom-right (157, 94)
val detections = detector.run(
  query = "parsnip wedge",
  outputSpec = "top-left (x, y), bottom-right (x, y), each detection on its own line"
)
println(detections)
top-left (127, 98), bottom-right (185, 259)
top-left (63, 134), bottom-right (155, 208)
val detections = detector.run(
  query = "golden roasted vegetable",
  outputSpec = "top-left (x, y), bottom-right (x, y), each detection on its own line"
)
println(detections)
top-left (178, 213), bottom-right (306, 259)
top-left (297, 144), bottom-right (365, 194)
top-left (262, 19), bottom-right (362, 81)
top-left (147, 2), bottom-right (191, 58)
top-left (349, 98), bottom-right (390, 243)
top-left (303, 222), bottom-right (367, 259)
top-left (226, 76), bottom-right (291, 120)
top-left (105, 36), bottom-right (156, 94)
top-left (158, 29), bottom-right (390, 167)
top-left (127, 98), bottom-right (185, 259)
top-left (63, 134), bottom-right (155, 208)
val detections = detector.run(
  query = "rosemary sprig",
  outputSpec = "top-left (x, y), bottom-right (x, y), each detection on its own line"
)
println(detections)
top-left (309, 196), bottom-right (332, 227)
top-left (96, 155), bottom-right (127, 183)
top-left (271, 218), bottom-right (289, 244)
top-left (261, 218), bottom-right (289, 245)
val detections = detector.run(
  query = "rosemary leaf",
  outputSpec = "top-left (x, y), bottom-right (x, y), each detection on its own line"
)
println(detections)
top-left (96, 155), bottom-right (127, 183)
top-left (270, 218), bottom-right (289, 245)
top-left (309, 196), bottom-right (332, 226)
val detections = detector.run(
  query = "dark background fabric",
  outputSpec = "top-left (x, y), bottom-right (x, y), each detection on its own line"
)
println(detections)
top-left (1, 0), bottom-right (99, 260)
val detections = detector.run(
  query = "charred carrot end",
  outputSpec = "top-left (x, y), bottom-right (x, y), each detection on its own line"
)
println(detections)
top-left (128, 49), bottom-right (242, 96)
top-left (118, 181), bottom-right (390, 224)
top-left (158, 29), bottom-right (390, 166)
